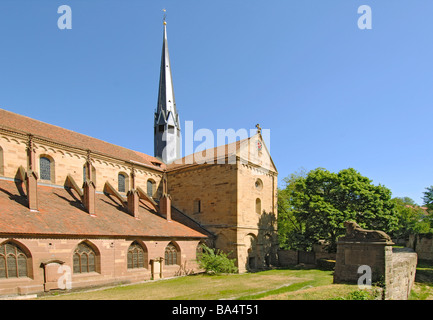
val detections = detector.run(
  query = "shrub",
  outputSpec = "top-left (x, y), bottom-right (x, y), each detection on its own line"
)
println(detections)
top-left (334, 288), bottom-right (382, 300)
top-left (197, 244), bottom-right (238, 275)
top-left (316, 258), bottom-right (335, 271)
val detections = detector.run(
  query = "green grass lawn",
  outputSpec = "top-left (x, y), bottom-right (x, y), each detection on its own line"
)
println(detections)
top-left (409, 261), bottom-right (433, 300)
top-left (37, 266), bottom-right (361, 300)
top-left (36, 262), bottom-right (433, 300)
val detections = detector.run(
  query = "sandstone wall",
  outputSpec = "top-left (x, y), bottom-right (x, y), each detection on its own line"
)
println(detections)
top-left (334, 241), bottom-right (417, 300)
top-left (408, 234), bottom-right (433, 261)
top-left (387, 248), bottom-right (417, 300)
top-left (0, 237), bottom-right (201, 296)
top-left (0, 131), bottom-right (163, 196)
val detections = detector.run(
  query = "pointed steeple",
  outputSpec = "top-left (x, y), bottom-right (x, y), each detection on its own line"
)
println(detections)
top-left (154, 14), bottom-right (181, 164)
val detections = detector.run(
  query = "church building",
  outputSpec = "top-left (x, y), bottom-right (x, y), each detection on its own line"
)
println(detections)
top-left (0, 19), bottom-right (278, 296)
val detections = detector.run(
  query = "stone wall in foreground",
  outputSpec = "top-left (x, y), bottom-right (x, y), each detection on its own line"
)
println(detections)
top-left (334, 240), bottom-right (417, 300)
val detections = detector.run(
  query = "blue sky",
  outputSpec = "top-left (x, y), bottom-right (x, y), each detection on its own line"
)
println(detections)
top-left (0, 1), bottom-right (432, 204)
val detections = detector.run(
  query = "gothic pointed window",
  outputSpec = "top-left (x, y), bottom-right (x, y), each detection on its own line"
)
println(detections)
top-left (40, 157), bottom-right (52, 181)
top-left (127, 241), bottom-right (147, 269)
top-left (0, 242), bottom-right (29, 279)
top-left (164, 243), bottom-right (179, 266)
top-left (73, 242), bottom-right (97, 274)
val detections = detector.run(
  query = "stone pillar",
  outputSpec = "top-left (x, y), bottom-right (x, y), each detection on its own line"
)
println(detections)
top-left (159, 172), bottom-right (172, 221)
top-left (83, 180), bottom-right (96, 215)
top-left (333, 221), bottom-right (394, 285)
top-left (26, 134), bottom-right (38, 212)
top-left (159, 194), bottom-right (172, 221)
top-left (127, 189), bottom-right (140, 218)
top-left (83, 152), bottom-right (96, 215)
top-left (334, 241), bottom-right (393, 284)
top-left (127, 166), bottom-right (140, 218)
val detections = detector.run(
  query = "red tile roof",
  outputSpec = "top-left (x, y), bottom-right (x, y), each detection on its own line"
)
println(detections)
top-left (0, 179), bottom-right (208, 238)
top-left (0, 109), bottom-right (165, 171)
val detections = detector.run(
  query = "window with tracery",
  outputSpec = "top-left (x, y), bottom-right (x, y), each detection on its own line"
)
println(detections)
top-left (73, 242), bottom-right (96, 274)
top-left (0, 242), bottom-right (28, 279)
top-left (164, 243), bottom-right (178, 266)
top-left (127, 242), bottom-right (147, 269)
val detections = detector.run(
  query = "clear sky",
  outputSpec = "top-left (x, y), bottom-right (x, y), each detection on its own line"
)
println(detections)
top-left (0, 1), bottom-right (432, 204)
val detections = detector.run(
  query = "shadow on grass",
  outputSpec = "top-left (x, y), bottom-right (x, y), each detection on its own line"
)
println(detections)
top-left (415, 260), bottom-right (433, 285)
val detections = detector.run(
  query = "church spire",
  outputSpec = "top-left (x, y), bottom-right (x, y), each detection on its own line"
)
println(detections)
top-left (154, 12), bottom-right (181, 164)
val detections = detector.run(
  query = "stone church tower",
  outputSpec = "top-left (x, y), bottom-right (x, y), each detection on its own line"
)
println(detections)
top-left (154, 19), bottom-right (181, 164)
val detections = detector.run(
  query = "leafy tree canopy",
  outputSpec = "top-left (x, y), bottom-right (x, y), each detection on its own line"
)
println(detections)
top-left (278, 167), bottom-right (398, 252)
top-left (423, 186), bottom-right (433, 212)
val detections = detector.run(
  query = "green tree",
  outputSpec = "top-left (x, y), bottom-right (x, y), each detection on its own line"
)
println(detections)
top-left (278, 168), bottom-right (398, 252)
top-left (391, 197), bottom-right (430, 238)
top-left (277, 169), bottom-right (305, 250)
top-left (423, 186), bottom-right (433, 212)
top-left (197, 244), bottom-right (238, 274)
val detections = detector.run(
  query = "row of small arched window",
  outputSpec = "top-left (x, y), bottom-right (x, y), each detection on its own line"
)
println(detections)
top-left (0, 241), bottom-right (181, 279)
top-left (0, 147), bottom-right (156, 196)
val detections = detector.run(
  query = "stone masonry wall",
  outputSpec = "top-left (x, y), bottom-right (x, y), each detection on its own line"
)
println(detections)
top-left (0, 237), bottom-right (201, 296)
top-left (387, 248), bottom-right (417, 300)
top-left (334, 241), bottom-right (417, 300)
top-left (408, 234), bottom-right (433, 261)
top-left (0, 132), bottom-right (163, 196)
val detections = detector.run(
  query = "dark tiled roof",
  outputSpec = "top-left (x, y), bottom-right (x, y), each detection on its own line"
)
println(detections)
top-left (0, 179), bottom-right (207, 238)
top-left (0, 109), bottom-right (165, 171)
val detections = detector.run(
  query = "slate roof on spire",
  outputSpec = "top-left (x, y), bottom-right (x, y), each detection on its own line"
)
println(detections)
top-left (156, 22), bottom-right (178, 122)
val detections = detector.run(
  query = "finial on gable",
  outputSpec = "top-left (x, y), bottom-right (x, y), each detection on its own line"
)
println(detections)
top-left (256, 124), bottom-right (262, 134)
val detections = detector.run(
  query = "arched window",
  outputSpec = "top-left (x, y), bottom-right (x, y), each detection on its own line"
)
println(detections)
top-left (164, 243), bottom-right (179, 266)
top-left (0, 242), bottom-right (28, 279)
top-left (127, 241), bottom-right (147, 269)
top-left (118, 173), bottom-right (127, 193)
top-left (73, 242), bottom-right (97, 274)
top-left (40, 156), bottom-right (52, 181)
top-left (255, 198), bottom-right (261, 214)
top-left (0, 146), bottom-right (4, 176)
top-left (147, 179), bottom-right (156, 197)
